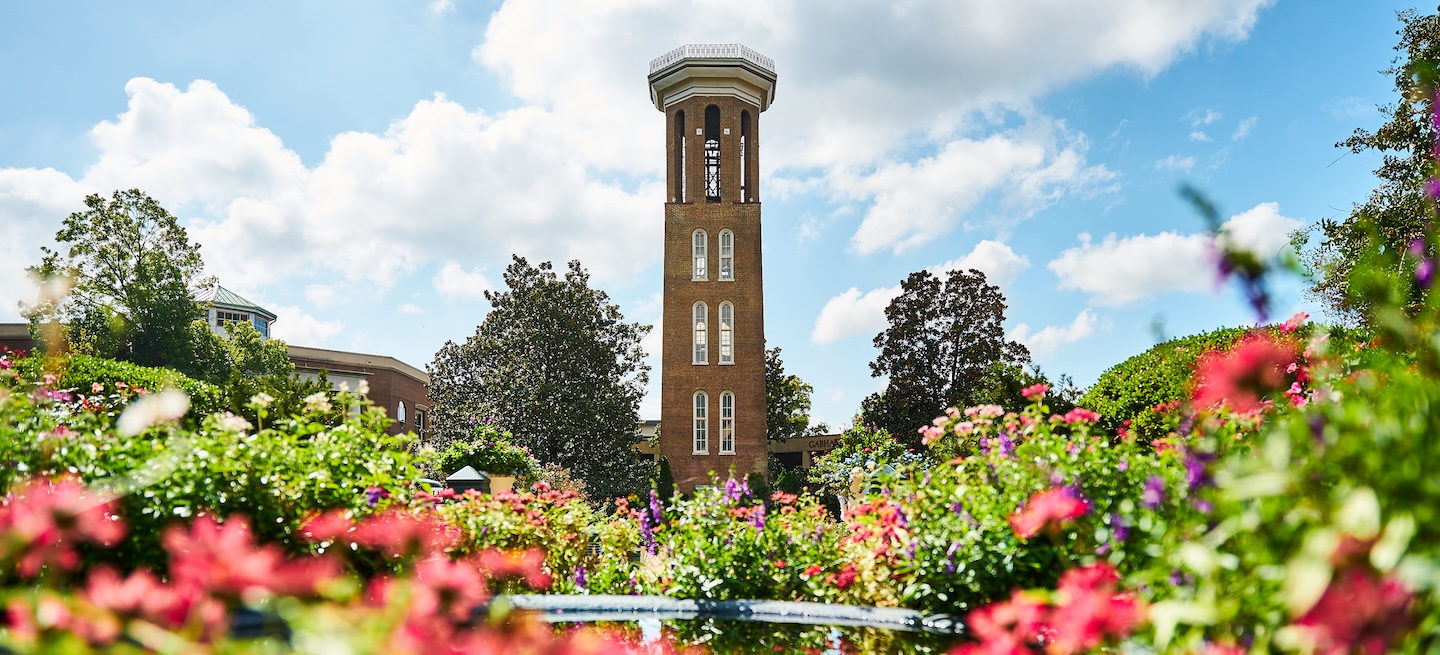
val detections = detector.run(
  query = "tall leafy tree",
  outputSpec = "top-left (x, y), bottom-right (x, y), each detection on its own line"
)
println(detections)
top-left (859, 268), bottom-right (1030, 447)
top-left (1309, 9), bottom-right (1440, 322)
top-left (765, 345), bottom-right (824, 441)
top-left (428, 256), bottom-right (652, 500)
top-left (25, 189), bottom-right (227, 381)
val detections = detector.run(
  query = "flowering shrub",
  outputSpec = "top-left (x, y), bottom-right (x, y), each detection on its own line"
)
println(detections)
top-left (0, 352), bottom-right (418, 572)
top-left (433, 422), bottom-right (541, 479)
top-left (806, 424), bottom-right (922, 498)
top-left (434, 483), bottom-right (596, 593)
top-left (0, 476), bottom-right (640, 654)
top-left (13, 353), bottom-right (225, 422)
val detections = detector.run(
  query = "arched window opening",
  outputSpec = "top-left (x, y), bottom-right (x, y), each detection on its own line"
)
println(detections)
top-left (693, 391), bottom-right (709, 454)
top-left (739, 111), bottom-right (751, 203)
top-left (692, 229), bottom-right (707, 280)
top-left (719, 301), bottom-right (734, 364)
top-left (704, 105), bottom-right (721, 202)
top-left (718, 229), bottom-right (734, 280)
top-left (693, 301), bottom-right (708, 364)
top-left (675, 110), bottom-right (686, 203)
top-left (720, 392), bottom-right (735, 454)
top-left (396, 401), bottom-right (407, 428)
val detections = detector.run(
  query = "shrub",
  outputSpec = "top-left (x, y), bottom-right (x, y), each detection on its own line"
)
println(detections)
top-left (432, 423), bottom-right (539, 479)
top-left (805, 424), bottom-right (922, 498)
top-left (14, 353), bottom-right (224, 419)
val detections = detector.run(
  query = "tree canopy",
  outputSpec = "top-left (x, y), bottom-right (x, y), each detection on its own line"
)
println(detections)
top-left (765, 346), bottom-right (824, 441)
top-left (25, 190), bottom-right (226, 380)
top-left (1308, 9), bottom-right (1440, 322)
top-left (858, 268), bottom-right (1030, 447)
top-left (427, 256), bottom-right (652, 500)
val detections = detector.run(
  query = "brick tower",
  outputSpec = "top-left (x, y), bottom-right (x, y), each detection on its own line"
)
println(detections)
top-left (648, 44), bottom-right (776, 491)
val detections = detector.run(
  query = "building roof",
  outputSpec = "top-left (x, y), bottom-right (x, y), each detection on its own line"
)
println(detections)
top-left (287, 344), bottom-right (429, 384)
top-left (197, 285), bottom-right (277, 320)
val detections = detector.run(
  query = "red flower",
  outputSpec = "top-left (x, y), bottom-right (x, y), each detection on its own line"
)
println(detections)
top-left (0, 476), bottom-right (125, 577)
top-left (1009, 488), bottom-right (1089, 539)
top-left (1193, 333), bottom-right (1298, 414)
top-left (1295, 568), bottom-right (1414, 655)
top-left (1047, 565), bottom-right (1143, 655)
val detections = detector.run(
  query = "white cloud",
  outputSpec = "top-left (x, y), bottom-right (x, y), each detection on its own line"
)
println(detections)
top-left (1189, 130), bottom-right (1211, 142)
top-left (933, 240), bottom-right (1030, 287)
top-left (428, 0), bottom-right (454, 14)
top-left (847, 122), bottom-right (1114, 254)
top-left (1155, 155), bottom-right (1196, 172)
top-left (304, 284), bottom-right (339, 307)
top-left (1232, 115), bottom-right (1258, 141)
top-left (398, 303), bottom-right (424, 315)
top-left (432, 261), bottom-right (494, 300)
top-left (1048, 201), bottom-right (1303, 305)
top-left (269, 304), bottom-right (344, 346)
top-left (812, 239), bottom-right (1027, 344)
top-left (1186, 107), bottom-right (1223, 127)
top-left (0, 168), bottom-right (90, 321)
top-left (1009, 310), bottom-right (1098, 359)
top-left (811, 285), bottom-right (898, 345)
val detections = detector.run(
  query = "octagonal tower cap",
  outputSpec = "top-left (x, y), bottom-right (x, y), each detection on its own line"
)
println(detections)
top-left (647, 44), bottom-right (777, 112)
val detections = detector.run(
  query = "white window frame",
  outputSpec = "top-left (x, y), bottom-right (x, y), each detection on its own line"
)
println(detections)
top-left (692, 229), bottom-right (708, 280)
top-left (720, 391), bottom-right (735, 454)
top-left (719, 229), bottom-right (734, 281)
top-left (693, 301), bottom-right (708, 364)
top-left (719, 302), bottom-right (734, 365)
top-left (693, 391), bottom-right (709, 454)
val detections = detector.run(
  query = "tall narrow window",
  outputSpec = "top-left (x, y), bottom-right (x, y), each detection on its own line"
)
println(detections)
top-left (675, 111), bottom-right (686, 203)
top-left (693, 301), bottom-right (708, 364)
top-left (704, 105), bottom-right (721, 202)
top-left (718, 229), bottom-right (734, 280)
top-left (693, 391), bottom-right (709, 454)
top-left (739, 111), bottom-right (751, 202)
top-left (720, 392), bottom-right (734, 454)
top-left (692, 229), bottom-right (707, 280)
top-left (719, 301), bottom-right (734, 364)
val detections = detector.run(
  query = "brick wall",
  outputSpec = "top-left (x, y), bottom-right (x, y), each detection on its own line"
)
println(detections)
top-left (659, 95), bottom-right (769, 491)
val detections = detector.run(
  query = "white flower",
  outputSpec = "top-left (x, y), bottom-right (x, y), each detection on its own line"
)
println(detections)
top-left (304, 392), bottom-right (333, 414)
top-left (356, 380), bottom-right (370, 396)
top-left (215, 412), bottom-right (253, 433)
top-left (250, 392), bottom-right (275, 408)
top-left (117, 390), bottom-right (191, 437)
top-left (338, 381), bottom-right (350, 393)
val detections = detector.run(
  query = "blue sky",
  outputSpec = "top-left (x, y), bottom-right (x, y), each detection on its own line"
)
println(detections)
top-left (0, 1), bottom-right (1420, 428)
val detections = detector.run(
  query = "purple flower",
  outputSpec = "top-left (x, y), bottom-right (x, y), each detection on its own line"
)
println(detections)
top-left (1184, 450), bottom-right (1214, 489)
top-left (1418, 259), bottom-right (1436, 290)
top-left (751, 502), bottom-right (766, 530)
top-left (365, 486), bottom-right (384, 507)
top-left (1110, 513), bottom-right (1130, 543)
top-left (950, 502), bottom-right (965, 515)
top-left (573, 566), bottom-right (588, 588)
top-left (638, 510), bottom-right (655, 554)
top-left (722, 478), bottom-right (742, 504)
top-left (1143, 476), bottom-right (1166, 509)
top-left (649, 489), bottom-right (664, 525)
top-left (1117, 458), bottom-right (1129, 472)
top-left (1193, 498), bottom-right (1214, 514)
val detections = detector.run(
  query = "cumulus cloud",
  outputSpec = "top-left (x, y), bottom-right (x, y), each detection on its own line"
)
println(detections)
top-left (1009, 310), bottom-right (1098, 359)
top-left (1048, 201), bottom-right (1302, 305)
top-left (933, 240), bottom-right (1030, 288)
top-left (432, 262), bottom-right (494, 300)
top-left (812, 239), bottom-right (1027, 344)
top-left (269, 304), bottom-right (344, 346)
top-left (0, 168), bottom-right (89, 321)
top-left (847, 122), bottom-right (1114, 254)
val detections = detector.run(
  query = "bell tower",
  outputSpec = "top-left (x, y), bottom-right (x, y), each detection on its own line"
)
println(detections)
top-left (648, 44), bottom-right (776, 491)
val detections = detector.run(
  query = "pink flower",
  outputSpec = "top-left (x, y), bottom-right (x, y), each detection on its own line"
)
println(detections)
top-left (1009, 488), bottom-right (1089, 539)
top-left (1062, 408), bottom-right (1100, 425)
top-left (1193, 333), bottom-right (1298, 414)
top-left (1295, 569), bottom-right (1414, 655)
top-left (1021, 384), bottom-right (1050, 401)
top-left (1280, 311), bottom-right (1309, 333)
top-left (0, 477), bottom-right (125, 577)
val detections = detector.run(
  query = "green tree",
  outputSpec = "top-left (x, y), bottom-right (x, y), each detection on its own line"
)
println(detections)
top-left (1309, 9), bottom-right (1440, 322)
top-left (25, 189), bottom-right (227, 381)
top-left (428, 256), bottom-right (652, 501)
top-left (765, 345), bottom-right (823, 441)
top-left (858, 268), bottom-right (1030, 447)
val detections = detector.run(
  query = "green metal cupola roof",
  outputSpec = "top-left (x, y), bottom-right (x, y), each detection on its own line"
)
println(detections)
top-left (197, 285), bottom-right (277, 321)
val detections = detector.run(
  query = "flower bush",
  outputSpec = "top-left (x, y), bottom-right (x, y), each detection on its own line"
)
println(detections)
top-left (433, 423), bottom-right (540, 479)
top-left (805, 424), bottom-right (922, 498)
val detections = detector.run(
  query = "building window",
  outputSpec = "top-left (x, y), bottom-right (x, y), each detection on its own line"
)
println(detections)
top-left (675, 110), bottom-right (686, 203)
top-left (719, 301), bottom-right (734, 364)
top-left (692, 229), bottom-right (707, 280)
top-left (693, 391), bottom-right (709, 454)
top-left (252, 316), bottom-right (269, 338)
top-left (693, 301), bottom-right (708, 364)
top-left (720, 391), bottom-right (734, 454)
top-left (415, 409), bottom-right (426, 437)
top-left (718, 229), bottom-right (734, 280)
top-left (740, 111), bottom-right (751, 203)
top-left (396, 401), bottom-right (407, 429)
top-left (216, 310), bottom-right (251, 329)
top-left (704, 105), bottom-right (721, 202)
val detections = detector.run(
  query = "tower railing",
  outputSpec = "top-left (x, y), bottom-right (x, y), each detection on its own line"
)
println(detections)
top-left (649, 44), bottom-right (775, 74)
